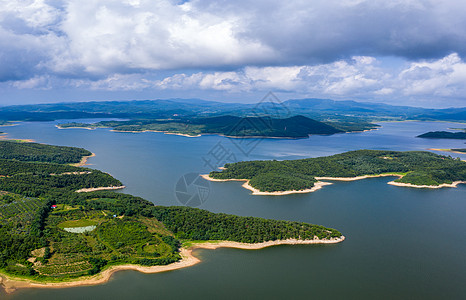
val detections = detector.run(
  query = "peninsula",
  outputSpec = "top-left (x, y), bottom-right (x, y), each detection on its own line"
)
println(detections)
top-left (57, 115), bottom-right (346, 138)
top-left (417, 131), bottom-right (466, 139)
top-left (0, 141), bottom-right (343, 293)
top-left (206, 150), bottom-right (466, 194)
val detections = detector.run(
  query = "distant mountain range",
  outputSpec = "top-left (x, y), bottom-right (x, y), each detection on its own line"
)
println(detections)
top-left (0, 98), bottom-right (465, 123)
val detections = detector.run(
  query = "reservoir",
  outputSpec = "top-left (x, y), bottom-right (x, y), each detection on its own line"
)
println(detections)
top-left (1, 121), bottom-right (465, 299)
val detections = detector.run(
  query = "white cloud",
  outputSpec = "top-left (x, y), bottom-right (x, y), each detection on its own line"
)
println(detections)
top-left (399, 53), bottom-right (466, 97)
top-left (1, 0), bottom-right (466, 106)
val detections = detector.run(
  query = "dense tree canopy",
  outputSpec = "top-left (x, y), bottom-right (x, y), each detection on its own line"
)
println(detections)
top-left (210, 150), bottom-right (466, 192)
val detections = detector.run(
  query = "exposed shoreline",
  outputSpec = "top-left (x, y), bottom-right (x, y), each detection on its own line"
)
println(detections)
top-left (110, 129), bottom-right (202, 137)
top-left (428, 148), bottom-right (466, 155)
top-left (200, 174), bottom-right (333, 195)
top-left (202, 173), bottom-right (465, 195)
top-left (387, 180), bottom-right (466, 189)
top-left (0, 237), bottom-right (344, 294)
top-left (75, 185), bottom-right (126, 193)
top-left (0, 132), bottom-right (35, 143)
top-left (71, 153), bottom-right (96, 167)
top-left (56, 125), bottom-right (97, 130)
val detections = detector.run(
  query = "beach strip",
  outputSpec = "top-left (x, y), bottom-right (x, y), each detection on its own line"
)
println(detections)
top-left (75, 186), bottom-right (126, 193)
top-left (0, 237), bottom-right (344, 294)
top-left (202, 173), bottom-right (465, 195)
top-left (71, 153), bottom-right (96, 167)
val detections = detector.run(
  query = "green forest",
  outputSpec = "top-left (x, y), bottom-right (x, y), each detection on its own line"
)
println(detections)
top-left (152, 206), bottom-right (341, 242)
top-left (0, 141), bottom-right (92, 164)
top-left (209, 150), bottom-right (466, 192)
top-left (0, 141), bottom-right (342, 281)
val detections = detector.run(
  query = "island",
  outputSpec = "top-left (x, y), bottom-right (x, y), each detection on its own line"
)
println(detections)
top-left (0, 140), bottom-right (343, 293)
top-left (205, 150), bottom-right (466, 194)
top-left (58, 115), bottom-right (348, 138)
top-left (417, 131), bottom-right (466, 139)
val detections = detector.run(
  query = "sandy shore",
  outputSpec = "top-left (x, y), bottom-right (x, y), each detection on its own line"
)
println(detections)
top-left (110, 129), bottom-right (201, 137)
top-left (387, 181), bottom-right (466, 189)
top-left (56, 125), bottom-right (97, 130)
top-left (242, 181), bottom-right (333, 195)
top-left (0, 133), bottom-right (35, 143)
top-left (200, 174), bottom-right (333, 195)
top-left (75, 185), bottom-right (126, 193)
top-left (0, 237), bottom-right (344, 294)
top-left (203, 172), bottom-right (465, 195)
top-left (314, 173), bottom-right (404, 181)
top-left (71, 153), bottom-right (96, 167)
top-left (428, 148), bottom-right (466, 155)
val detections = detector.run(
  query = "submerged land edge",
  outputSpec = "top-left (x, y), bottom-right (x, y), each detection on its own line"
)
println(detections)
top-left (0, 237), bottom-right (345, 294)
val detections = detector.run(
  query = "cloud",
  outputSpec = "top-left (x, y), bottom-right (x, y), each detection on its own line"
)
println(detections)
top-left (2, 0), bottom-right (466, 80)
top-left (1, 0), bottom-right (466, 106)
top-left (399, 53), bottom-right (466, 97)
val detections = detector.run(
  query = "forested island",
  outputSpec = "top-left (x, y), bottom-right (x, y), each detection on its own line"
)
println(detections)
top-left (417, 131), bottom-right (466, 139)
top-left (207, 150), bottom-right (466, 193)
top-left (58, 115), bottom-right (345, 138)
top-left (0, 141), bottom-right (343, 292)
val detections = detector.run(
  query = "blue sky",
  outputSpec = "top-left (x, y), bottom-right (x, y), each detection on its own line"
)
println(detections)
top-left (1, 0), bottom-right (466, 108)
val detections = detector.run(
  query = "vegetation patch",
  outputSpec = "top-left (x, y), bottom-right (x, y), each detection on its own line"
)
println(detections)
top-left (209, 150), bottom-right (466, 192)
top-left (57, 219), bottom-right (98, 228)
top-left (0, 141), bottom-right (91, 164)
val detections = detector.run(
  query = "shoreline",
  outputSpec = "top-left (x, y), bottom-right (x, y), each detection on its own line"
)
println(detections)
top-left (202, 173), bottom-right (465, 195)
top-left (110, 129), bottom-right (201, 137)
top-left (57, 126), bottom-right (366, 140)
top-left (200, 174), bottom-right (333, 195)
top-left (56, 125), bottom-right (97, 130)
top-left (428, 148), bottom-right (466, 155)
top-left (0, 132), bottom-right (35, 143)
top-left (387, 180), bottom-right (466, 189)
top-left (75, 185), bottom-right (126, 193)
top-left (0, 237), bottom-right (344, 294)
top-left (71, 153), bottom-right (96, 167)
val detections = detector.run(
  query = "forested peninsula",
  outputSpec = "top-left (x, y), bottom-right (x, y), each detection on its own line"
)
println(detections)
top-left (0, 141), bottom-right (343, 293)
top-left (417, 131), bottom-right (466, 139)
top-left (207, 150), bottom-right (466, 193)
top-left (57, 115), bottom-right (347, 138)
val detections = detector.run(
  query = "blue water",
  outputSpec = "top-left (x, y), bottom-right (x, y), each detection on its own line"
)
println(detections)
top-left (1, 121), bottom-right (465, 299)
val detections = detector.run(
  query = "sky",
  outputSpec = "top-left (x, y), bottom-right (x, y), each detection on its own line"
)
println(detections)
top-left (1, 0), bottom-right (466, 108)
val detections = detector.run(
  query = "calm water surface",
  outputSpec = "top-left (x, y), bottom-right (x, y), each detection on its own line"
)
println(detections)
top-left (1, 121), bottom-right (465, 299)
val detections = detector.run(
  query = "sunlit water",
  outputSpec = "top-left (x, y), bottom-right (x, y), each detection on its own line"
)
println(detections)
top-left (1, 121), bottom-right (465, 299)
